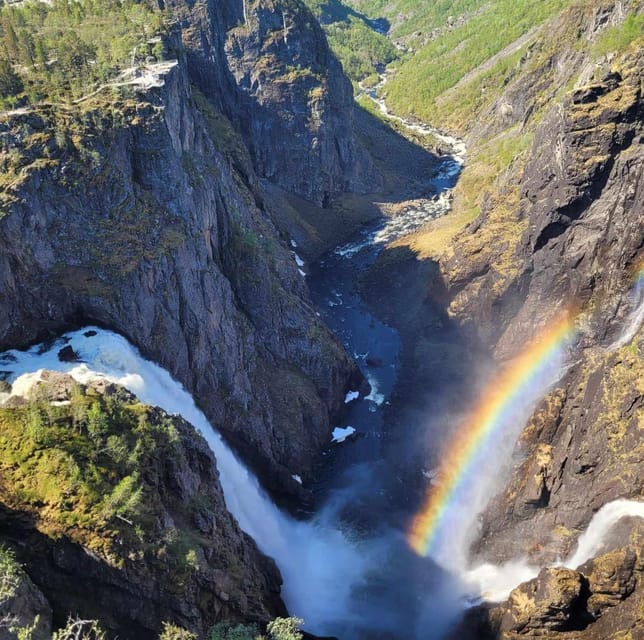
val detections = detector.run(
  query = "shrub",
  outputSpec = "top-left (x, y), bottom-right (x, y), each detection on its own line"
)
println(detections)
top-left (159, 622), bottom-right (197, 640)
top-left (208, 622), bottom-right (261, 640)
top-left (266, 618), bottom-right (304, 640)
top-left (0, 59), bottom-right (23, 98)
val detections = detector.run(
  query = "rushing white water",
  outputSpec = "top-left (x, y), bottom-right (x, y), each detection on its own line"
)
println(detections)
top-left (0, 328), bottom-right (372, 633)
top-left (564, 499), bottom-right (644, 568)
top-left (1, 328), bottom-right (642, 635)
top-left (462, 498), bottom-right (644, 602)
top-left (609, 274), bottom-right (644, 350)
top-left (332, 73), bottom-right (468, 255)
top-left (425, 350), bottom-right (574, 575)
top-left (361, 74), bottom-right (467, 163)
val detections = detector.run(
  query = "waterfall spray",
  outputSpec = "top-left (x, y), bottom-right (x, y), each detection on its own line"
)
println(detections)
top-left (0, 328), bottom-right (372, 634)
top-left (1, 326), bottom-right (641, 637)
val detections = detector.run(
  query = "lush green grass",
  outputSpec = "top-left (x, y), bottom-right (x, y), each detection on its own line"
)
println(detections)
top-left (303, 0), bottom-right (398, 82)
top-left (384, 0), bottom-right (572, 124)
top-left (593, 12), bottom-right (644, 56)
top-left (340, 0), bottom-right (488, 37)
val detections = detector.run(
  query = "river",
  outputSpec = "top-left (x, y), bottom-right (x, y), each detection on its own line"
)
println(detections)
top-left (1, 83), bottom-right (642, 640)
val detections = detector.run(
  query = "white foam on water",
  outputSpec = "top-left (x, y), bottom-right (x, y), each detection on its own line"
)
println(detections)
top-left (0, 328), bottom-right (374, 634)
top-left (458, 498), bottom-right (644, 603)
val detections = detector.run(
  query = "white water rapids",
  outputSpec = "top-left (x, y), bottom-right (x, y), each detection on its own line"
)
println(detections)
top-left (0, 329), bottom-right (374, 632)
top-left (1, 328), bottom-right (642, 636)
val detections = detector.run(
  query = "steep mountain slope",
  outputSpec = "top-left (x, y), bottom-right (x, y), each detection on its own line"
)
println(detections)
top-left (0, 0), bottom-right (374, 497)
top-left (373, 2), bottom-right (643, 637)
top-left (168, 0), bottom-right (380, 205)
top-left (0, 373), bottom-right (283, 639)
top-left (0, 0), bottom-right (376, 634)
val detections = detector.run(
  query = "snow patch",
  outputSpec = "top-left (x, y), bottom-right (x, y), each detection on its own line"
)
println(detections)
top-left (332, 426), bottom-right (356, 443)
top-left (365, 374), bottom-right (385, 405)
top-left (344, 390), bottom-right (359, 403)
top-left (291, 474), bottom-right (302, 485)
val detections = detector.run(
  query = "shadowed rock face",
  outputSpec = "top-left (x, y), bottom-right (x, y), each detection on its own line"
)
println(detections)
top-left (0, 31), bottom-right (364, 499)
top-left (0, 1), bottom-right (374, 632)
top-left (166, 0), bottom-right (380, 205)
top-left (454, 45), bottom-right (644, 565)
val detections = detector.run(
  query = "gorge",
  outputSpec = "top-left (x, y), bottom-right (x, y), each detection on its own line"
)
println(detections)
top-left (0, 0), bottom-right (642, 639)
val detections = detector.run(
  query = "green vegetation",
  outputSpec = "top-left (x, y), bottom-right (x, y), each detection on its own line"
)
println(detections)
top-left (384, 0), bottom-right (572, 123)
top-left (52, 618), bottom-right (107, 640)
top-left (0, 381), bottom-right (187, 555)
top-left (0, 0), bottom-right (165, 106)
top-left (341, 0), bottom-right (488, 39)
top-left (323, 17), bottom-right (397, 82)
top-left (0, 546), bottom-right (20, 605)
top-left (159, 622), bottom-right (197, 640)
top-left (303, 1), bottom-right (397, 82)
top-left (208, 618), bottom-right (304, 640)
top-left (593, 12), bottom-right (644, 56)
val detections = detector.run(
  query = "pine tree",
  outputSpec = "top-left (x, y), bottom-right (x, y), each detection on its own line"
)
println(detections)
top-left (0, 59), bottom-right (23, 98)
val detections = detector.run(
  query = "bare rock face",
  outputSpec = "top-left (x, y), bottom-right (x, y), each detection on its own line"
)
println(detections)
top-left (167, 0), bottom-right (380, 205)
top-left (0, 562), bottom-right (52, 640)
top-left (438, 14), bottom-right (643, 565)
top-left (500, 568), bottom-right (590, 634)
top-left (429, 7), bottom-right (643, 638)
top-left (0, 56), bottom-right (362, 497)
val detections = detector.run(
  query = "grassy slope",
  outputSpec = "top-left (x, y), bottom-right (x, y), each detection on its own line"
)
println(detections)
top-left (382, 0), bottom-right (573, 125)
top-left (385, 2), bottom-right (644, 261)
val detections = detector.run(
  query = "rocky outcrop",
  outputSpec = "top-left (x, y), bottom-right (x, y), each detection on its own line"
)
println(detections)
top-left (0, 374), bottom-right (284, 638)
top-left (499, 567), bottom-right (591, 634)
top-left (477, 527), bottom-right (643, 639)
top-left (432, 8), bottom-right (643, 562)
top-left (0, 557), bottom-right (52, 640)
top-left (411, 5), bottom-right (643, 636)
top-left (0, 52), bottom-right (362, 497)
top-left (167, 0), bottom-right (379, 205)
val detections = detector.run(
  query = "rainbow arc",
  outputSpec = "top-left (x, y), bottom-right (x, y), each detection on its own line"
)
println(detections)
top-left (407, 308), bottom-right (579, 557)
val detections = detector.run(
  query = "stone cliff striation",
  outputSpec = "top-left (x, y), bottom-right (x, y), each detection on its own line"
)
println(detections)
top-left (432, 4), bottom-right (643, 637)
top-left (0, 0), bottom-right (374, 632)
top-left (166, 0), bottom-right (379, 205)
top-left (0, 0), bottom-right (371, 497)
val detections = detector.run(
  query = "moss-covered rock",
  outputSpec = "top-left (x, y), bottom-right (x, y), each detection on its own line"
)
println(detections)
top-left (0, 374), bottom-right (284, 639)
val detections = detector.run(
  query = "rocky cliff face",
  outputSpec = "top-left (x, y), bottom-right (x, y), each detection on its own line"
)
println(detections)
top-left (0, 373), bottom-right (284, 638)
top-left (441, 12), bottom-right (643, 556)
top-left (431, 5), bottom-right (643, 637)
top-left (0, 0), bottom-right (375, 633)
top-left (0, 50), bottom-right (363, 497)
top-left (167, 0), bottom-right (379, 205)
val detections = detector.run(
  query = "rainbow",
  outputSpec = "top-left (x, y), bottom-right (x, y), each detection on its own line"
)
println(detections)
top-left (407, 308), bottom-right (578, 557)
top-left (634, 258), bottom-right (644, 287)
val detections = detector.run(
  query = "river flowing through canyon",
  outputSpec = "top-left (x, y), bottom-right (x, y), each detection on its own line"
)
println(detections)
top-left (1, 95), bottom-right (642, 640)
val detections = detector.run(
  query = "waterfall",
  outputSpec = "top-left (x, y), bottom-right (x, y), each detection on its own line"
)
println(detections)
top-left (0, 328), bottom-right (371, 634)
top-left (462, 498), bottom-right (644, 602)
top-left (1, 328), bottom-right (642, 636)
top-left (609, 274), bottom-right (644, 350)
